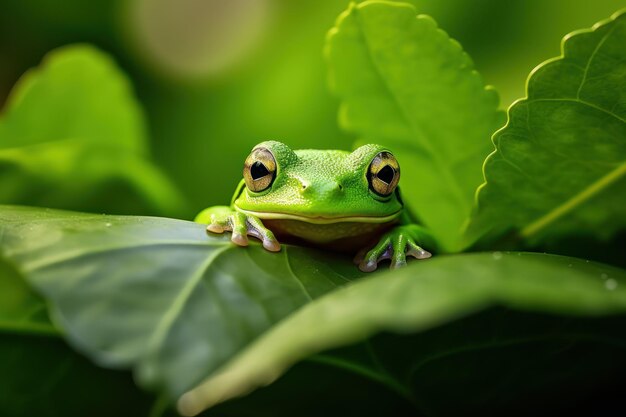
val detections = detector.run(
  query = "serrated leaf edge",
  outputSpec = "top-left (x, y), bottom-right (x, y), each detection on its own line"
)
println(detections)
top-left (468, 8), bottom-right (626, 242)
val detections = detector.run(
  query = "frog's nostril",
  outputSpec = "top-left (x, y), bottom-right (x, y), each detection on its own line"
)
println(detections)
top-left (300, 180), bottom-right (343, 195)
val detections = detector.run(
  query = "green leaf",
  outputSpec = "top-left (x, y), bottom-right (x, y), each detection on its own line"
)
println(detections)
top-left (0, 253), bottom-right (157, 416)
top-left (0, 45), bottom-right (188, 216)
top-left (179, 252), bottom-right (626, 415)
top-left (466, 10), bottom-right (626, 246)
top-left (326, 1), bottom-right (504, 252)
top-left (0, 205), bottom-right (361, 399)
top-left (0, 44), bottom-right (146, 153)
top-left (0, 254), bottom-right (57, 337)
top-left (207, 310), bottom-right (626, 416)
top-left (4, 206), bottom-right (626, 415)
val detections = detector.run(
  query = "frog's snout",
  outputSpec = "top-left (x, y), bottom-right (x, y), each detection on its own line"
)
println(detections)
top-left (299, 179), bottom-right (344, 197)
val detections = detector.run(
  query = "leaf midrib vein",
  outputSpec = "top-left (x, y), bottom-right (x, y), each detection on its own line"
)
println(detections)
top-left (283, 247), bottom-right (313, 301)
top-left (146, 245), bottom-right (231, 355)
top-left (521, 161), bottom-right (626, 238)
top-left (351, 9), bottom-right (470, 214)
top-left (519, 64), bottom-right (626, 238)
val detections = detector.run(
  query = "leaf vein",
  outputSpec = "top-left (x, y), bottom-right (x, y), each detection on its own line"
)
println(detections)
top-left (576, 23), bottom-right (619, 99)
top-left (283, 247), bottom-right (313, 301)
top-left (521, 161), bottom-right (626, 238)
top-left (145, 246), bottom-right (231, 357)
top-left (527, 97), bottom-right (626, 124)
top-left (352, 8), bottom-right (470, 213)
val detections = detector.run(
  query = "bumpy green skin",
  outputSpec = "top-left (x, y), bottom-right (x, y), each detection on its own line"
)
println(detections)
top-left (195, 141), bottom-right (433, 271)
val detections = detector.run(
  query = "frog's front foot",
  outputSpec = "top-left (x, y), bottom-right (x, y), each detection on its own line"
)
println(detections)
top-left (195, 206), bottom-right (280, 252)
top-left (354, 224), bottom-right (432, 272)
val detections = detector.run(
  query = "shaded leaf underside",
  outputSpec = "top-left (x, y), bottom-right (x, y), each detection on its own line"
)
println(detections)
top-left (180, 251), bottom-right (626, 415)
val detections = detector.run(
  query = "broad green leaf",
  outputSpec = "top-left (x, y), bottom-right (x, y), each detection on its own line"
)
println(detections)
top-left (326, 1), bottom-right (504, 252)
top-left (466, 10), bottom-right (626, 246)
top-left (0, 256), bottom-right (158, 416)
top-left (0, 205), bottom-right (361, 399)
top-left (208, 310), bottom-right (626, 417)
top-left (0, 45), bottom-right (188, 216)
top-left (0, 44), bottom-right (146, 153)
top-left (179, 252), bottom-right (626, 415)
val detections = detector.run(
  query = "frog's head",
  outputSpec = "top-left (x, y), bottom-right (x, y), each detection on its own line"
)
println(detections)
top-left (233, 141), bottom-right (403, 223)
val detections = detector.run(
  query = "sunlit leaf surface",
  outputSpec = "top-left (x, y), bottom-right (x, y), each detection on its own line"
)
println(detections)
top-left (326, 1), bottom-right (504, 252)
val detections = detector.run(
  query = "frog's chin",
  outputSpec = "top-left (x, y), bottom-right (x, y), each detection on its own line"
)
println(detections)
top-left (234, 207), bottom-right (402, 225)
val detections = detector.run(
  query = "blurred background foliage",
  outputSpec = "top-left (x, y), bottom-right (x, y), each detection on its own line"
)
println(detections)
top-left (0, 0), bottom-right (623, 219)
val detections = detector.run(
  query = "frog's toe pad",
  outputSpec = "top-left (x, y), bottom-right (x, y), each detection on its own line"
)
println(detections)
top-left (358, 259), bottom-right (379, 273)
top-left (408, 247), bottom-right (431, 260)
top-left (358, 245), bottom-right (393, 272)
top-left (207, 223), bottom-right (226, 234)
top-left (231, 232), bottom-right (249, 246)
top-left (357, 242), bottom-right (431, 272)
top-left (262, 238), bottom-right (281, 252)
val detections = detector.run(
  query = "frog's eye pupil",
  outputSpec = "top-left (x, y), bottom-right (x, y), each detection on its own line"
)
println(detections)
top-left (244, 147), bottom-right (277, 192)
top-left (251, 161), bottom-right (269, 180)
top-left (368, 151), bottom-right (400, 197)
top-left (377, 165), bottom-right (395, 184)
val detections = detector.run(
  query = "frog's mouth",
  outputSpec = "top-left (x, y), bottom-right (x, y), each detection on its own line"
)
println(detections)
top-left (235, 207), bottom-right (402, 224)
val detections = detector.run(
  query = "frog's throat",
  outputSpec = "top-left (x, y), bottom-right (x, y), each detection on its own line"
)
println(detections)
top-left (234, 206), bottom-right (402, 225)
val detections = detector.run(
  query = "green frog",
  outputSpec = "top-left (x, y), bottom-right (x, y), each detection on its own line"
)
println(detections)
top-left (195, 141), bottom-right (433, 271)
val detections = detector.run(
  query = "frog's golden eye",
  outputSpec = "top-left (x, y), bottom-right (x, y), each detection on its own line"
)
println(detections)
top-left (367, 151), bottom-right (400, 197)
top-left (243, 147), bottom-right (277, 192)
